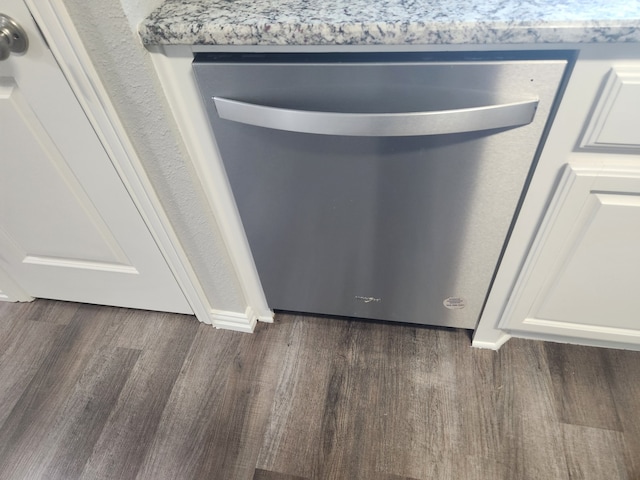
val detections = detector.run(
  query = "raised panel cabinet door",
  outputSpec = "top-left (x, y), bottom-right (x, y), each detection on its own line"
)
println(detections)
top-left (500, 164), bottom-right (640, 346)
top-left (581, 66), bottom-right (640, 151)
top-left (0, 0), bottom-right (191, 314)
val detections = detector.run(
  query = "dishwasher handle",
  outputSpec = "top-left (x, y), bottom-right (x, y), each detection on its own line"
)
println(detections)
top-left (213, 96), bottom-right (539, 137)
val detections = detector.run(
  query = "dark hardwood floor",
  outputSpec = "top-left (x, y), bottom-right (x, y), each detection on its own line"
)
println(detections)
top-left (0, 299), bottom-right (638, 479)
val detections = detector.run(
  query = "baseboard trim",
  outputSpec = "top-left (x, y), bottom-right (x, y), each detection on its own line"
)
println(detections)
top-left (258, 314), bottom-right (275, 323)
top-left (209, 307), bottom-right (255, 332)
top-left (471, 333), bottom-right (512, 350)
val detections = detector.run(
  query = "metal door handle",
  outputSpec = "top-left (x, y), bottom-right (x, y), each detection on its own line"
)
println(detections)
top-left (0, 14), bottom-right (28, 61)
top-left (213, 97), bottom-right (539, 137)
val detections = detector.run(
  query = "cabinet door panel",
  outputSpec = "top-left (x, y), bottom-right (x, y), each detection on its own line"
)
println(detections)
top-left (582, 66), bottom-right (640, 151)
top-left (536, 193), bottom-right (640, 328)
top-left (501, 165), bottom-right (640, 346)
top-left (0, 82), bottom-right (128, 266)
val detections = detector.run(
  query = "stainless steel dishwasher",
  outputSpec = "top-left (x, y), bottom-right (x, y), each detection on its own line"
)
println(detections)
top-left (193, 52), bottom-right (570, 329)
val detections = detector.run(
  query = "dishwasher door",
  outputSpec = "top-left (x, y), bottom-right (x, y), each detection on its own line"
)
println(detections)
top-left (193, 52), bottom-right (568, 329)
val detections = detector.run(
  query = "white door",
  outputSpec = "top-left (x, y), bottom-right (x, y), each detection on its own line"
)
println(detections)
top-left (0, 0), bottom-right (192, 314)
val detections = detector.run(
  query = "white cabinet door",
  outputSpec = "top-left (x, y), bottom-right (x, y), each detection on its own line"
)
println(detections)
top-left (501, 164), bottom-right (640, 347)
top-left (0, 0), bottom-right (191, 314)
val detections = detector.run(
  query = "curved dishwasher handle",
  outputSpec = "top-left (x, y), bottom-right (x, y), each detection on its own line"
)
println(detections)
top-left (213, 96), bottom-right (539, 137)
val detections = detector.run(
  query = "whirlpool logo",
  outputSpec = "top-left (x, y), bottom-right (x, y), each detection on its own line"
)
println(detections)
top-left (355, 296), bottom-right (381, 304)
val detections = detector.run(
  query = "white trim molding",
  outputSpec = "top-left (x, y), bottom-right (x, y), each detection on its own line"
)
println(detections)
top-left (148, 45), bottom-right (274, 324)
top-left (209, 307), bottom-right (258, 333)
top-left (471, 332), bottom-right (512, 350)
top-left (23, 0), bottom-right (266, 329)
top-left (209, 306), bottom-right (274, 332)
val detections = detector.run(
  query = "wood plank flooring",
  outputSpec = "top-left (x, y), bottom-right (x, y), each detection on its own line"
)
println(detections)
top-left (0, 299), bottom-right (639, 479)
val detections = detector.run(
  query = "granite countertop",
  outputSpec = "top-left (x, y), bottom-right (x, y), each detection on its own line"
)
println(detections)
top-left (139, 0), bottom-right (640, 46)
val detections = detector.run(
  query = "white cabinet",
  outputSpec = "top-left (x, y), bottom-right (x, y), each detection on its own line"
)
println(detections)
top-left (500, 164), bottom-right (640, 348)
top-left (492, 61), bottom-right (640, 350)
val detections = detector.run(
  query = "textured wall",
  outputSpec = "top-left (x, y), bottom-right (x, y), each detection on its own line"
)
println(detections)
top-left (119, 0), bottom-right (164, 29)
top-left (60, 0), bottom-right (246, 313)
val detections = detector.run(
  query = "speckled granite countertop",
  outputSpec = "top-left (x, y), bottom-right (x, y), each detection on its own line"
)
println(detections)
top-left (139, 0), bottom-right (640, 46)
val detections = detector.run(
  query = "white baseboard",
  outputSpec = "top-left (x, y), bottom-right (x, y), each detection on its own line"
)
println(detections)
top-left (209, 307), bottom-right (275, 332)
top-left (209, 306), bottom-right (257, 332)
top-left (471, 333), bottom-right (512, 350)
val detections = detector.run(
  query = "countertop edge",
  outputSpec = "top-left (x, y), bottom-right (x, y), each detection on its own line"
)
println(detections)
top-left (139, 18), bottom-right (640, 47)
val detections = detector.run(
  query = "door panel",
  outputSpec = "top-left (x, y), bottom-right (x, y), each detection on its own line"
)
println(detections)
top-left (1, 81), bottom-right (129, 265)
top-left (502, 165), bottom-right (640, 346)
top-left (0, 0), bottom-right (191, 314)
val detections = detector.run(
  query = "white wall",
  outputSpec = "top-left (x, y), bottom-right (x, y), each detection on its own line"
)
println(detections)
top-left (119, 0), bottom-right (164, 30)
top-left (60, 0), bottom-right (247, 313)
